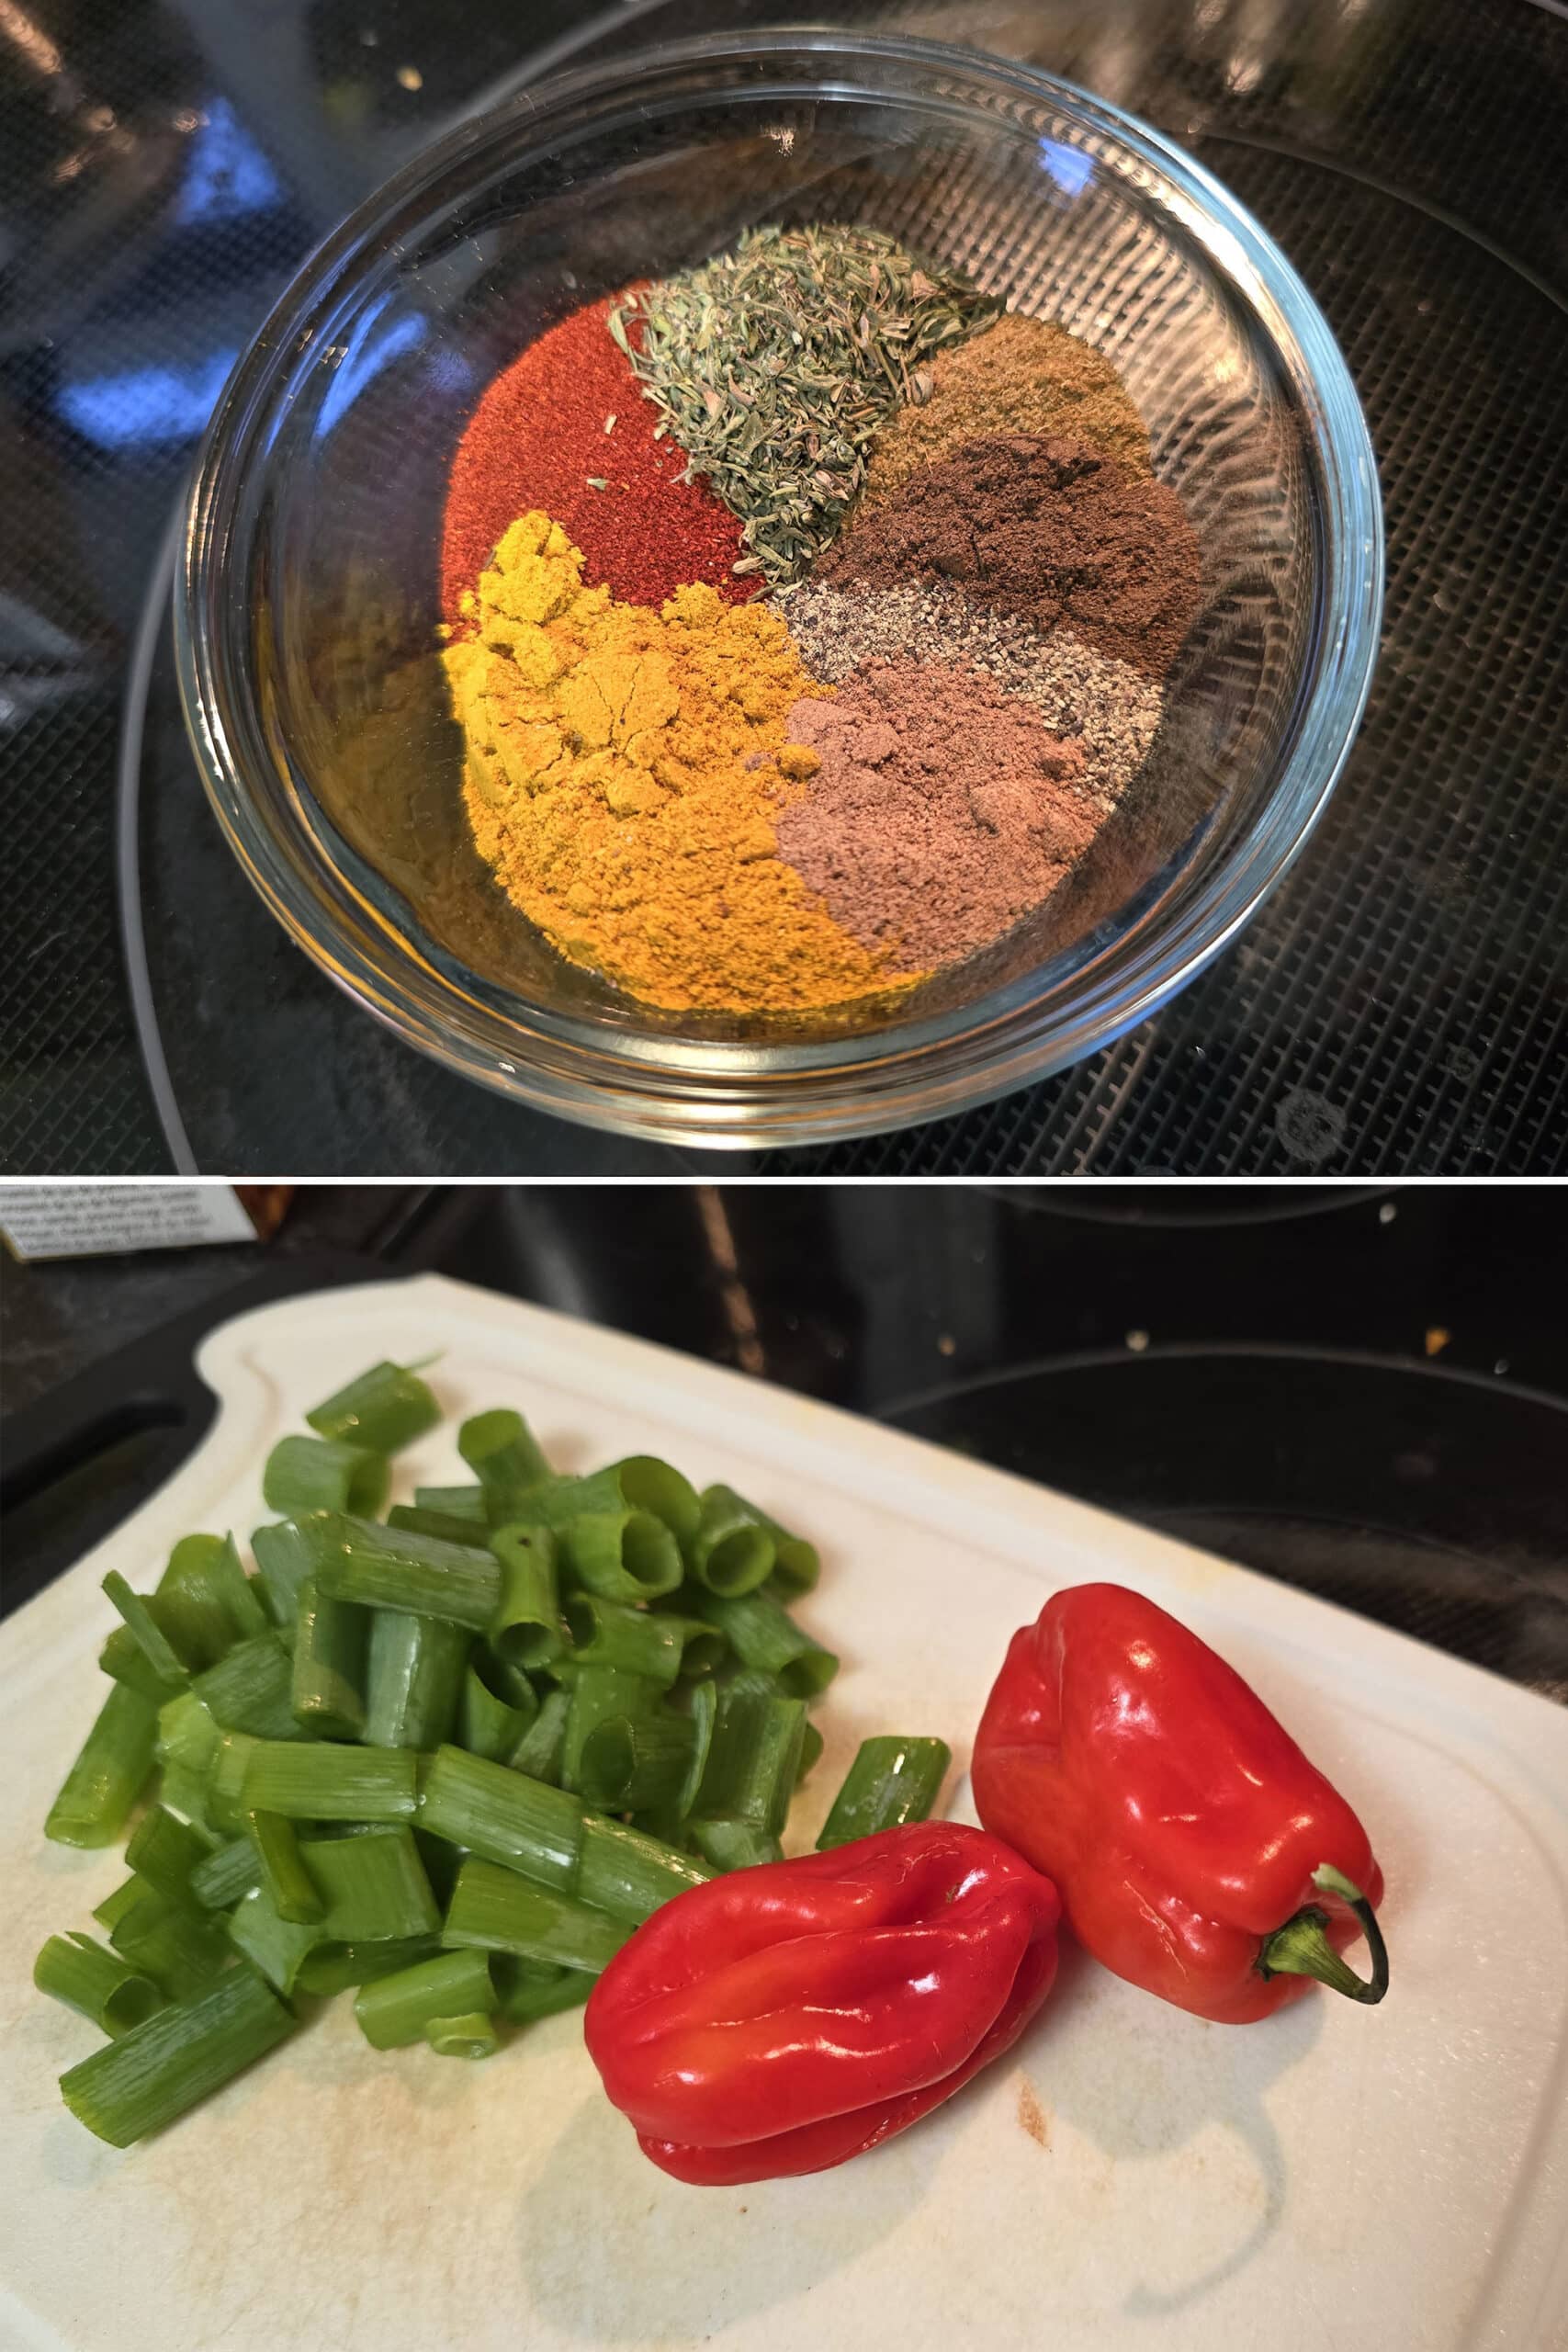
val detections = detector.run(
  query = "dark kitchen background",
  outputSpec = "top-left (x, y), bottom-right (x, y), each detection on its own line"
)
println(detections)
top-left (4, 1182), bottom-right (1565, 1705)
top-left (3, 0), bottom-right (1568, 1179)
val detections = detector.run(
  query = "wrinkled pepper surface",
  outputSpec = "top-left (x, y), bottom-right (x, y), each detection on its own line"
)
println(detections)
top-left (584, 1820), bottom-right (1061, 2183)
top-left (972, 1582), bottom-right (1388, 2024)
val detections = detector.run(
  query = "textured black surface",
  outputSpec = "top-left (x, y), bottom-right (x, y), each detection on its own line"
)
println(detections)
top-left (5, 0), bottom-right (1568, 1171)
top-left (5, 1183), bottom-right (1566, 1698)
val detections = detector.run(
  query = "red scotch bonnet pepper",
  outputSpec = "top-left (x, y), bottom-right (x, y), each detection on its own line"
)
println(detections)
top-left (972, 1582), bottom-right (1389, 2025)
top-left (584, 1821), bottom-right (1060, 2184)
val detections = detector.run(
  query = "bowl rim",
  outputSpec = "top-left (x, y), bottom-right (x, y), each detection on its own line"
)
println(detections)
top-left (175, 24), bottom-right (1384, 1149)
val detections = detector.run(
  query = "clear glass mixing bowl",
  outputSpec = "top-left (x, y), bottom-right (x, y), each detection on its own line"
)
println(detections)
top-left (176, 28), bottom-right (1382, 1148)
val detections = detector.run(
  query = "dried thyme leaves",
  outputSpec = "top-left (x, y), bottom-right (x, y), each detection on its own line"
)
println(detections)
top-left (608, 223), bottom-right (998, 591)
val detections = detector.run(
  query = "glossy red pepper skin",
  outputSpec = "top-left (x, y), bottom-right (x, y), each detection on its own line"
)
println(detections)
top-left (971, 1583), bottom-right (1384, 2025)
top-left (584, 1821), bottom-right (1061, 2184)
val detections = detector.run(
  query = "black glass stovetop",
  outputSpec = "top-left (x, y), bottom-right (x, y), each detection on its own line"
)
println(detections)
top-left (4, 1183), bottom-right (1565, 1706)
top-left (6, 0), bottom-right (1568, 1174)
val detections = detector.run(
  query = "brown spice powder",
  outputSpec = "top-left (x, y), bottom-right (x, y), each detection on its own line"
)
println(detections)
top-left (862, 313), bottom-right (1152, 503)
top-left (817, 435), bottom-right (1201, 682)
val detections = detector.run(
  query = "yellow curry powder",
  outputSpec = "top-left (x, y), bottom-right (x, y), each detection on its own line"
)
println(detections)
top-left (444, 512), bottom-right (912, 1013)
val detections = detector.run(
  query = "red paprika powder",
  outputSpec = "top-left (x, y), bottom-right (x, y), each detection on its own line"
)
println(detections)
top-left (440, 293), bottom-right (748, 623)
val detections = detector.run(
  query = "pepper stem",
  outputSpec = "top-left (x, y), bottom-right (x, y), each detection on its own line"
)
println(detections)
top-left (1258, 1864), bottom-right (1389, 2004)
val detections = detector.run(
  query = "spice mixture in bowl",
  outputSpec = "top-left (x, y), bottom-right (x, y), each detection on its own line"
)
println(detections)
top-left (178, 32), bottom-right (1382, 1145)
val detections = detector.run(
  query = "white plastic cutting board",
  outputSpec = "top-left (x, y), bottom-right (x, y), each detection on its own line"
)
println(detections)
top-left (2, 1274), bottom-right (1565, 2352)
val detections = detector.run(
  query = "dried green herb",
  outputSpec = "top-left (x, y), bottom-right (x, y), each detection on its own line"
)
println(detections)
top-left (608, 223), bottom-right (998, 590)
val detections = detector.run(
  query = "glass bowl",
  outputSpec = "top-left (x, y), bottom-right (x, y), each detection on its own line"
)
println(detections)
top-left (176, 28), bottom-right (1382, 1149)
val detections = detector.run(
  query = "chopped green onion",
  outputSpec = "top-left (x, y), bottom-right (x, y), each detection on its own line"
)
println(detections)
top-left (45, 1682), bottom-right (156, 1849)
top-left (262, 1435), bottom-right (389, 1520)
top-left (418, 1744), bottom-right (584, 1890)
top-left (190, 1836), bottom-right (264, 1910)
top-left (226, 1885), bottom-right (324, 1995)
top-left (300, 1825), bottom-right (439, 1940)
top-left (521, 1462), bottom-right (694, 1601)
top-left (293, 1934), bottom-right (442, 1996)
top-left (494, 1958), bottom-right (592, 2026)
top-left (442, 1859), bottom-right (629, 1973)
top-left (153, 1535), bottom-right (244, 1668)
top-left (250, 1518), bottom-right (326, 1629)
top-left (290, 1580), bottom-right (367, 1738)
top-left (489, 1524), bottom-right (564, 1669)
top-left (92, 1874), bottom-right (152, 1934)
top-left (311, 1514), bottom-right (501, 1630)
top-left (110, 1898), bottom-right (232, 2000)
top-left (578, 1706), bottom-right (695, 1813)
top-left (60, 1962), bottom-right (294, 2146)
top-left (797, 1721), bottom-right (825, 1782)
top-left (458, 1654), bottom-right (537, 1761)
top-left (690, 1486), bottom-right (776, 1596)
top-left (193, 1631), bottom-right (300, 1740)
top-left (101, 1572), bottom-right (191, 1690)
top-left (208, 1732), bottom-right (260, 1835)
top-left (575, 1816), bottom-right (713, 1923)
top-left (98, 1623), bottom-right (175, 1702)
top-left (124, 1804), bottom-right (213, 1905)
top-left (240, 1737), bottom-right (419, 1821)
top-left (562, 1592), bottom-right (687, 1686)
top-left (160, 1765), bottom-right (217, 1834)
top-left (388, 1504), bottom-right (491, 1547)
top-left (414, 1485), bottom-right (487, 1522)
top-left (363, 1611), bottom-right (469, 1748)
top-left (508, 1687), bottom-right (570, 1781)
top-left (697, 1589), bottom-right (839, 1696)
top-left (307, 1360), bottom-right (439, 1453)
top-left (816, 1736), bottom-right (952, 1849)
top-left (690, 1819), bottom-right (783, 1871)
top-left (246, 1810), bottom-right (323, 1923)
top-left (425, 2010), bottom-right (499, 2059)
top-left (561, 1666), bottom-right (661, 1794)
top-left (157, 1687), bottom-right (221, 1776)
top-left (459, 1408), bottom-right (551, 1520)
top-left (354, 1950), bottom-right (494, 2050)
top-left (35, 1933), bottom-right (165, 2037)
top-left (187, 1532), bottom-right (271, 1645)
top-left (696, 1688), bottom-right (806, 1837)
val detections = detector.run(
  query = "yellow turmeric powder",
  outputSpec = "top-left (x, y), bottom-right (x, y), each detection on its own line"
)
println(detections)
top-left (444, 511), bottom-right (914, 1013)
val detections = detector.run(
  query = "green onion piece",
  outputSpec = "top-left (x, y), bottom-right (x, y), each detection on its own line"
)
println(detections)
top-left (293, 1934), bottom-right (442, 1996)
top-left (458, 1655), bottom-right (537, 1761)
top-left (190, 1837), bottom-right (263, 1911)
top-left (508, 1688), bottom-right (569, 1781)
top-left (353, 1950), bottom-right (494, 2050)
top-left (766, 1533), bottom-right (820, 1597)
top-left (425, 2009), bottom-right (498, 2060)
top-left (458, 1408), bottom-right (551, 1521)
top-left (299, 1825), bottom-right (439, 1940)
top-left (443, 1859), bottom-right (629, 1973)
top-left (575, 1815), bottom-right (714, 1923)
top-left (45, 1682), bottom-right (156, 1849)
top-left (696, 1688), bottom-right (807, 1838)
top-left (207, 1732), bottom-right (260, 1835)
top-left (125, 1804), bottom-right (213, 1905)
top-left (690, 1818), bottom-right (784, 1871)
top-left (157, 1686), bottom-right (221, 1774)
top-left (562, 1592), bottom-right (686, 1687)
top-left (673, 1620), bottom-right (728, 1679)
top-left (364, 1611), bottom-right (469, 1748)
top-left (697, 1589), bottom-right (839, 1697)
top-left (152, 1535), bottom-right (240, 1668)
top-left (60, 1961), bottom-right (294, 2146)
top-left (414, 1485), bottom-right (487, 1522)
top-left (489, 1524), bottom-right (564, 1669)
top-left (290, 1580), bottom-right (367, 1738)
top-left (263, 1435), bottom-right (389, 1519)
top-left (418, 1744), bottom-right (584, 1889)
top-left (162, 1765), bottom-right (218, 1836)
top-left (98, 1623), bottom-right (175, 1702)
top-left (35, 1933), bottom-right (165, 2037)
top-left (111, 1898), bottom-right (232, 2000)
top-left (578, 1707), bottom-right (695, 1814)
top-left (561, 1666), bottom-right (661, 1794)
top-left (494, 1958), bottom-right (592, 2026)
top-left (668, 1677), bottom-right (718, 1823)
top-left (520, 1461), bottom-right (695, 1599)
top-left (307, 1360), bottom-right (439, 1453)
top-left (388, 1504), bottom-right (491, 1547)
top-left (193, 1631), bottom-right (300, 1740)
top-left (816, 1736), bottom-right (952, 1849)
top-left (246, 1809), bottom-right (323, 1924)
top-left (226, 1885), bottom-right (324, 1994)
top-left (690, 1486), bottom-right (776, 1596)
top-left (185, 1532), bottom-right (271, 1645)
top-left (797, 1721), bottom-right (825, 1783)
top-left (101, 1572), bottom-right (191, 1690)
top-left (250, 1518), bottom-right (327, 1630)
top-left (240, 1737), bottom-right (419, 1822)
top-left (93, 1874), bottom-right (152, 1933)
top-left (311, 1514), bottom-right (501, 1631)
